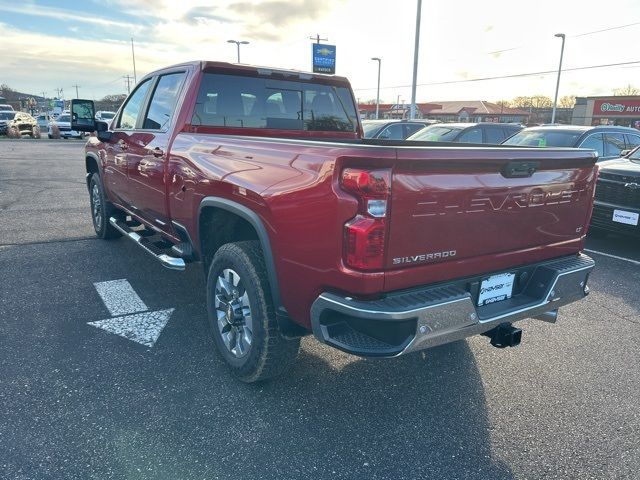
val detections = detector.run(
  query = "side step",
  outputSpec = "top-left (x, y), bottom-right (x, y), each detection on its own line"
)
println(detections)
top-left (109, 217), bottom-right (186, 271)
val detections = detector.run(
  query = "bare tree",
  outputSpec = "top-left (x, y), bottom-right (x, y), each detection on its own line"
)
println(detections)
top-left (495, 100), bottom-right (511, 108)
top-left (529, 95), bottom-right (553, 109)
top-left (613, 84), bottom-right (640, 96)
top-left (511, 96), bottom-right (532, 108)
top-left (558, 95), bottom-right (576, 109)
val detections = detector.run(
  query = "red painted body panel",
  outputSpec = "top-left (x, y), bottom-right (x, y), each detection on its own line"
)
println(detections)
top-left (84, 62), bottom-right (598, 330)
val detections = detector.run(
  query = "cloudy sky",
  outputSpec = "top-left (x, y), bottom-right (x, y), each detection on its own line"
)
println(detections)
top-left (1, 0), bottom-right (639, 103)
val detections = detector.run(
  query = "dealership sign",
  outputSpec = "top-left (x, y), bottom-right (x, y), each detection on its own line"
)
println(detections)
top-left (312, 43), bottom-right (336, 74)
top-left (594, 99), bottom-right (640, 115)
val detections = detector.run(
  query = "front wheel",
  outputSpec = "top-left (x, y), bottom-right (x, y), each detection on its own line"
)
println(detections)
top-left (88, 173), bottom-right (121, 239)
top-left (206, 241), bottom-right (300, 382)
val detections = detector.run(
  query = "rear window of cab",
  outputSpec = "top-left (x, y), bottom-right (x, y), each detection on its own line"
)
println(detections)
top-left (191, 73), bottom-right (357, 132)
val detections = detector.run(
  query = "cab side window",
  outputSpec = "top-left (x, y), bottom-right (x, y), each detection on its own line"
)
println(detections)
top-left (458, 127), bottom-right (482, 143)
top-left (378, 123), bottom-right (404, 140)
top-left (117, 79), bottom-right (152, 130)
top-left (484, 126), bottom-right (505, 144)
top-left (625, 134), bottom-right (640, 149)
top-left (579, 134), bottom-right (604, 157)
top-left (143, 72), bottom-right (186, 130)
top-left (604, 133), bottom-right (625, 157)
top-left (404, 123), bottom-right (425, 138)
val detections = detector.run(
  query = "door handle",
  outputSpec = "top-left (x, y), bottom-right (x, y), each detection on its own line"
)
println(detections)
top-left (117, 139), bottom-right (128, 151)
top-left (152, 147), bottom-right (164, 158)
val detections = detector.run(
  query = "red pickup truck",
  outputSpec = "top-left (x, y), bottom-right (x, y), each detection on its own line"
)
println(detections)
top-left (72, 61), bottom-right (596, 382)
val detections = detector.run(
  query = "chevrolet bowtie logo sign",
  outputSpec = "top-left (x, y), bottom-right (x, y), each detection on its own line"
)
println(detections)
top-left (312, 43), bottom-right (336, 74)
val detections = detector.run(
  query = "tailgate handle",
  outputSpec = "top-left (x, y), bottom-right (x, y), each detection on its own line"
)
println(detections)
top-left (501, 161), bottom-right (540, 178)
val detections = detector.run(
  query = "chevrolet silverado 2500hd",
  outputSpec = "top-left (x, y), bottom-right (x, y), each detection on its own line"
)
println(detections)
top-left (71, 61), bottom-right (596, 382)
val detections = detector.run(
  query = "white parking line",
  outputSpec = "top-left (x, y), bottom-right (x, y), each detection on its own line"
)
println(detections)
top-left (584, 249), bottom-right (640, 266)
top-left (88, 309), bottom-right (174, 347)
top-left (94, 279), bottom-right (148, 316)
top-left (90, 279), bottom-right (174, 347)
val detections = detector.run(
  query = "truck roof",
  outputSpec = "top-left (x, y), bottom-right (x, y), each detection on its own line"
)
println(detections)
top-left (147, 60), bottom-right (351, 86)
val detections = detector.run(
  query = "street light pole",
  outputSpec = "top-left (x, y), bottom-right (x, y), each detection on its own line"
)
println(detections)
top-left (551, 33), bottom-right (566, 124)
top-left (371, 57), bottom-right (381, 119)
top-left (409, 0), bottom-right (422, 120)
top-left (227, 39), bottom-right (249, 63)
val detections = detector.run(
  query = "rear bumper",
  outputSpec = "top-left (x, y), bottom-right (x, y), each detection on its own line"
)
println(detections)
top-left (311, 253), bottom-right (594, 357)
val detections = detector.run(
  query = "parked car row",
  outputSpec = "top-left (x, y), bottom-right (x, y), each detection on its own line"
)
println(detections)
top-left (503, 125), bottom-right (640, 161)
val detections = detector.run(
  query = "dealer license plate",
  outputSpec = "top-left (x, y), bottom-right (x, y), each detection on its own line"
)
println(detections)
top-left (478, 273), bottom-right (515, 306)
top-left (612, 209), bottom-right (639, 226)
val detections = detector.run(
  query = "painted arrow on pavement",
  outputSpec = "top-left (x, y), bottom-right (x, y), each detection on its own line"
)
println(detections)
top-left (89, 279), bottom-right (174, 347)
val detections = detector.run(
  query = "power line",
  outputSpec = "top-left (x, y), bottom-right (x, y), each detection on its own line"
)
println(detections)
top-left (352, 59), bottom-right (640, 92)
top-left (573, 21), bottom-right (640, 38)
top-left (487, 21), bottom-right (640, 55)
top-left (72, 84), bottom-right (81, 99)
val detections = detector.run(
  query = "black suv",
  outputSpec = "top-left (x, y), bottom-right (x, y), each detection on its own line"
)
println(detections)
top-left (590, 146), bottom-right (640, 237)
top-left (407, 122), bottom-right (523, 144)
top-left (502, 125), bottom-right (640, 161)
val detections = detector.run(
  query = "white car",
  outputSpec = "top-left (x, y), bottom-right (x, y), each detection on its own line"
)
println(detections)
top-left (48, 113), bottom-right (84, 139)
top-left (0, 104), bottom-right (14, 111)
top-left (95, 111), bottom-right (116, 123)
top-left (35, 114), bottom-right (50, 129)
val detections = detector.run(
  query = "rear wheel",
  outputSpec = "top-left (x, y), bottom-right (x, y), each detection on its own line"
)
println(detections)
top-left (206, 241), bottom-right (300, 382)
top-left (89, 173), bottom-right (121, 239)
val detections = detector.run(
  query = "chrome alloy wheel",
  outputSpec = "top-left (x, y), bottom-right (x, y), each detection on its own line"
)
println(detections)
top-left (91, 183), bottom-right (102, 230)
top-left (214, 268), bottom-right (253, 358)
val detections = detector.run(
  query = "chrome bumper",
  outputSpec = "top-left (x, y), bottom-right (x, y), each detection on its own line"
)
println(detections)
top-left (311, 254), bottom-right (595, 357)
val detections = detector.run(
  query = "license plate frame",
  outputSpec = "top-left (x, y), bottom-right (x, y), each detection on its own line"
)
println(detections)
top-left (478, 272), bottom-right (516, 307)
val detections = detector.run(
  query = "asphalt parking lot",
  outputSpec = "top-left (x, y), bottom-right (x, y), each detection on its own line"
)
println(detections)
top-left (1, 138), bottom-right (639, 480)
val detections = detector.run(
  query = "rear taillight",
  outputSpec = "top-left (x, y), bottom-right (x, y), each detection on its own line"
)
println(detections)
top-left (341, 168), bottom-right (391, 270)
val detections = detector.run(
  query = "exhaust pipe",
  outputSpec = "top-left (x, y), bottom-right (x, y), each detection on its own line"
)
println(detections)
top-left (483, 323), bottom-right (522, 348)
top-left (534, 309), bottom-right (558, 323)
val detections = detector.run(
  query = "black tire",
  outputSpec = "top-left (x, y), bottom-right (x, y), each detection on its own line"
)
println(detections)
top-left (206, 241), bottom-right (300, 382)
top-left (48, 134), bottom-right (53, 139)
top-left (88, 173), bottom-right (121, 239)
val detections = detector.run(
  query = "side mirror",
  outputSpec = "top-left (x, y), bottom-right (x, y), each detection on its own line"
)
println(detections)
top-left (71, 99), bottom-right (97, 132)
top-left (620, 149), bottom-right (631, 157)
top-left (96, 121), bottom-right (112, 142)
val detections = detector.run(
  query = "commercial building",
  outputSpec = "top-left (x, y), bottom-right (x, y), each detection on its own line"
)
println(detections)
top-left (572, 96), bottom-right (640, 128)
top-left (359, 100), bottom-right (530, 124)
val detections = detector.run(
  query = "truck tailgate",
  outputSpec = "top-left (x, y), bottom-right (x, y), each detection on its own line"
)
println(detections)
top-left (385, 147), bottom-right (597, 289)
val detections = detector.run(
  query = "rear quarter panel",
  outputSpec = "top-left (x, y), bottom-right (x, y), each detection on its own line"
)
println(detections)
top-left (167, 134), bottom-right (397, 327)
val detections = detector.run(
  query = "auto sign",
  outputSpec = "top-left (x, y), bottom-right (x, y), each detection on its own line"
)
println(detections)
top-left (312, 43), bottom-right (336, 74)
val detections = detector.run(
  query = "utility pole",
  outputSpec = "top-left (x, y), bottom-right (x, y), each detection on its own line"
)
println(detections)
top-left (409, 0), bottom-right (422, 120)
top-left (551, 33), bottom-right (566, 124)
top-left (123, 75), bottom-right (133, 94)
top-left (371, 57), bottom-right (381, 119)
top-left (131, 38), bottom-right (137, 84)
top-left (309, 34), bottom-right (328, 44)
top-left (72, 84), bottom-right (81, 98)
